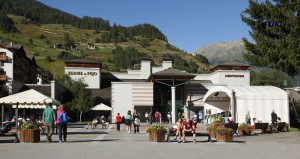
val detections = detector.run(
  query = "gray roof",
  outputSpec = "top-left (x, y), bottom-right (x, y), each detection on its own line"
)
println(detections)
top-left (26, 84), bottom-right (52, 97)
top-left (6, 44), bottom-right (22, 50)
top-left (152, 68), bottom-right (195, 77)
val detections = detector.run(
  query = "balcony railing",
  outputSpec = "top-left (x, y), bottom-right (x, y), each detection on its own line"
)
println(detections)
top-left (0, 74), bottom-right (6, 81)
top-left (0, 55), bottom-right (7, 61)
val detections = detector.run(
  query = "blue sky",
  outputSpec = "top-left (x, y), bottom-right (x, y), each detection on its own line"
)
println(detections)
top-left (38, 0), bottom-right (252, 53)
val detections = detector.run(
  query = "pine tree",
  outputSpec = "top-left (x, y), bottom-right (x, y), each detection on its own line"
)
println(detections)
top-left (241, 0), bottom-right (300, 77)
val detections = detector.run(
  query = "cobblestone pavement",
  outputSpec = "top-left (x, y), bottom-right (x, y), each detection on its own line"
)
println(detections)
top-left (0, 124), bottom-right (300, 159)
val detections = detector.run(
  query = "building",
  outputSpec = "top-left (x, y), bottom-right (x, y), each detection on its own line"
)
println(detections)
top-left (87, 43), bottom-right (96, 50)
top-left (64, 60), bottom-right (101, 89)
top-left (64, 58), bottom-right (289, 124)
top-left (0, 42), bottom-right (39, 93)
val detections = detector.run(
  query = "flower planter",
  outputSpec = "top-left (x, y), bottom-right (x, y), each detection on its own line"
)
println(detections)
top-left (238, 128), bottom-right (251, 136)
top-left (216, 132), bottom-right (233, 142)
top-left (19, 129), bottom-right (40, 143)
top-left (209, 131), bottom-right (216, 139)
top-left (149, 132), bottom-right (165, 142)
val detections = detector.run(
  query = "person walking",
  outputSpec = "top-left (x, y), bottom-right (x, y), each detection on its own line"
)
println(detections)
top-left (133, 110), bottom-right (140, 120)
top-left (154, 110), bottom-right (161, 124)
top-left (145, 112), bottom-right (149, 123)
top-left (125, 110), bottom-right (132, 134)
top-left (245, 111), bottom-right (251, 124)
top-left (271, 110), bottom-right (278, 132)
top-left (133, 118), bottom-right (140, 134)
top-left (42, 100), bottom-right (56, 143)
top-left (56, 104), bottom-right (68, 143)
top-left (115, 113), bottom-right (121, 131)
top-left (167, 112), bottom-right (171, 124)
top-left (149, 112), bottom-right (153, 125)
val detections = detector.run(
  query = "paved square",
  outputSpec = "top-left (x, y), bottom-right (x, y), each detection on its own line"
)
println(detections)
top-left (0, 124), bottom-right (299, 159)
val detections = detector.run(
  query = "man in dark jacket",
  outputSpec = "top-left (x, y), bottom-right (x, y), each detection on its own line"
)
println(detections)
top-left (271, 110), bottom-right (278, 132)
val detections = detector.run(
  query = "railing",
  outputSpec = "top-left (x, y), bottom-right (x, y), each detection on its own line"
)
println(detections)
top-left (0, 55), bottom-right (7, 61)
top-left (0, 74), bottom-right (6, 81)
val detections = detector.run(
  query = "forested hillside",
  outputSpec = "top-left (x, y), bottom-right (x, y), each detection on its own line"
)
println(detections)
top-left (0, 0), bottom-right (167, 41)
top-left (0, 0), bottom-right (209, 80)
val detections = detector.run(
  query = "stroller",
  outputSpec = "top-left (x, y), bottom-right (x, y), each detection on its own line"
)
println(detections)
top-left (0, 122), bottom-right (12, 135)
top-left (0, 122), bottom-right (19, 143)
top-left (166, 126), bottom-right (177, 142)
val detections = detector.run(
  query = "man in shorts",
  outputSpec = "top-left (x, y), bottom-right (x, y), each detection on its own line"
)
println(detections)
top-left (182, 118), bottom-right (196, 143)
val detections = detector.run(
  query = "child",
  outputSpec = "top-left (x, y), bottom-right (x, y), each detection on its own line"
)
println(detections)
top-left (133, 118), bottom-right (140, 134)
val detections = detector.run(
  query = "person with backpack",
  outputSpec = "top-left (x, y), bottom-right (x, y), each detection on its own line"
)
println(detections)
top-left (56, 104), bottom-right (68, 143)
top-left (154, 110), bottom-right (161, 124)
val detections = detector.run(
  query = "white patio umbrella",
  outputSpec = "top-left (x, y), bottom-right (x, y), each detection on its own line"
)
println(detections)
top-left (91, 103), bottom-right (112, 111)
top-left (0, 89), bottom-right (61, 141)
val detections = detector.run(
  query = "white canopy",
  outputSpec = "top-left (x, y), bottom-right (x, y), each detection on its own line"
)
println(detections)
top-left (0, 89), bottom-right (60, 109)
top-left (203, 86), bottom-right (289, 124)
top-left (91, 103), bottom-right (112, 111)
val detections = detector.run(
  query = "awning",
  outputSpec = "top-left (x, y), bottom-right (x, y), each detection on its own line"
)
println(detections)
top-left (91, 103), bottom-right (112, 110)
top-left (0, 89), bottom-right (60, 109)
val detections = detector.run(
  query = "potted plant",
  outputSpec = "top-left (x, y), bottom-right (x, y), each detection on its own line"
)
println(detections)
top-left (238, 123), bottom-right (251, 136)
top-left (19, 122), bottom-right (40, 143)
top-left (207, 124), bottom-right (217, 139)
top-left (215, 127), bottom-right (233, 142)
top-left (206, 118), bottom-right (223, 139)
top-left (146, 124), bottom-right (167, 142)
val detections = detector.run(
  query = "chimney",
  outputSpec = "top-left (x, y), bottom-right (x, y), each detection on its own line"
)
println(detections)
top-left (10, 42), bottom-right (13, 47)
top-left (161, 57), bottom-right (173, 69)
top-left (140, 57), bottom-right (152, 79)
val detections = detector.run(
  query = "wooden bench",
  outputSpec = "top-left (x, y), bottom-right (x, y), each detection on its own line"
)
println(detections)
top-left (166, 128), bottom-right (211, 142)
top-left (253, 123), bottom-right (269, 135)
top-left (224, 123), bottom-right (239, 136)
top-left (0, 133), bottom-right (19, 143)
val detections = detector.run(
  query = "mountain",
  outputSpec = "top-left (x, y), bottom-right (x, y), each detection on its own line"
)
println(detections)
top-left (192, 40), bottom-right (247, 65)
top-left (0, 0), bottom-right (209, 79)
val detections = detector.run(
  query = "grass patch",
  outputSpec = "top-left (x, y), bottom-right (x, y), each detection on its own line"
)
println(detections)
top-left (289, 127), bottom-right (300, 132)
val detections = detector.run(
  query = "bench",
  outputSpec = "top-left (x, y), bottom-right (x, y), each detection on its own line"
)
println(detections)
top-left (252, 123), bottom-right (269, 135)
top-left (166, 128), bottom-right (211, 142)
top-left (224, 123), bottom-right (239, 136)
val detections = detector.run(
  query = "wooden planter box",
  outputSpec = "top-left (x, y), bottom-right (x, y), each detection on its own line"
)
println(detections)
top-left (238, 128), bottom-right (251, 136)
top-left (216, 132), bottom-right (233, 142)
top-left (149, 132), bottom-right (165, 142)
top-left (209, 131), bottom-right (216, 139)
top-left (19, 129), bottom-right (40, 143)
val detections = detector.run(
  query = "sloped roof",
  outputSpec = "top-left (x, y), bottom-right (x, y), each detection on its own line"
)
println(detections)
top-left (91, 103), bottom-right (112, 110)
top-left (203, 85), bottom-right (288, 101)
top-left (149, 68), bottom-right (196, 81)
top-left (0, 89), bottom-right (60, 109)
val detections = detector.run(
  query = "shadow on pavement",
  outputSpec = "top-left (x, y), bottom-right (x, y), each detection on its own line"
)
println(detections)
top-left (39, 139), bottom-right (119, 143)
top-left (67, 131), bottom-right (108, 135)
top-left (0, 139), bottom-right (15, 143)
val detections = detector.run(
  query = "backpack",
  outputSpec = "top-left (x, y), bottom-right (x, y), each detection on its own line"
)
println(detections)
top-left (155, 113), bottom-right (160, 118)
top-left (58, 112), bottom-right (68, 124)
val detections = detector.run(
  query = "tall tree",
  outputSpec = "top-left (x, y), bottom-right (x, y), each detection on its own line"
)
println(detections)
top-left (57, 75), bottom-right (94, 122)
top-left (241, 0), bottom-right (300, 77)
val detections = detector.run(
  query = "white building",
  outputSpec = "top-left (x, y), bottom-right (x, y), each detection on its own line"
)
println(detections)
top-left (64, 58), bottom-right (289, 124)
top-left (64, 60), bottom-right (101, 89)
